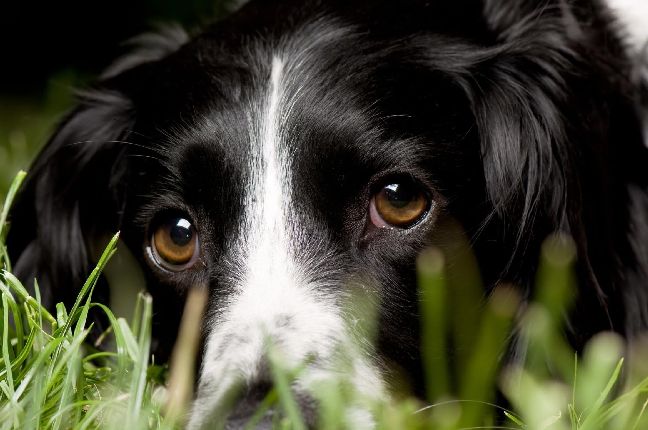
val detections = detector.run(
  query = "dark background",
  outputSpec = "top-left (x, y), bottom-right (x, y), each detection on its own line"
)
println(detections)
top-left (0, 0), bottom-right (230, 95)
top-left (0, 0), bottom-right (231, 194)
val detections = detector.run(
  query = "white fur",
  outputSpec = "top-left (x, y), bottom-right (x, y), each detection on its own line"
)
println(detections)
top-left (188, 49), bottom-right (384, 429)
top-left (603, 0), bottom-right (648, 148)
top-left (604, 0), bottom-right (648, 55)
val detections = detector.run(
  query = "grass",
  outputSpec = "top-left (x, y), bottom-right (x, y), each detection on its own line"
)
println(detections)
top-left (0, 175), bottom-right (168, 430)
top-left (2, 120), bottom-right (648, 427)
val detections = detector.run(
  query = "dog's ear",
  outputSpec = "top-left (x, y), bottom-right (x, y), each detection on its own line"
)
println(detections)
top-left (450, 1), bottom-right (586, 246)
top-left (101, 23), bottom-right (189, 78)
top-left (482, 0), bottom-right (572, 40)
top-left (7, 24), bottom-right (189, 307)
top-left (7, 90), bottom-right (135, 307)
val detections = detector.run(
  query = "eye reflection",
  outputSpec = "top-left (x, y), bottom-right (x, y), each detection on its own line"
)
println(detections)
top-left (151, 215), bottom-right (199, 270)
top-left (370, 180), bottom-right (430, 228)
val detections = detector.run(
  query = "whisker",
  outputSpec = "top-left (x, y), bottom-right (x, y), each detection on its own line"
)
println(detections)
top-left (65, 139), bottom-right (165, 156)
top-left (127, 154), bottom-right (163, 162)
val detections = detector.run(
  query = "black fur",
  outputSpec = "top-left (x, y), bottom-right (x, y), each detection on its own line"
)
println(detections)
top-left (7, 0), bottom-right (648, 424)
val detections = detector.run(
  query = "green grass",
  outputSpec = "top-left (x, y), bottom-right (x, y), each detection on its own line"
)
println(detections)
top-left (2, 168), bottom-right (648, 427)
top-left (0, 173), bottom-right (168, 429)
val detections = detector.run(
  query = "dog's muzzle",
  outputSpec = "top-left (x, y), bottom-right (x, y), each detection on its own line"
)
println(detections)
top-left (186, 279), bottom-right (384, 429)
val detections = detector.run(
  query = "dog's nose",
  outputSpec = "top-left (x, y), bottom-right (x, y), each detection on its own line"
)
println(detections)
top-left (225, 381), bottom-right (274, 429)
top-left (223, 380), bottom-right (318, 429)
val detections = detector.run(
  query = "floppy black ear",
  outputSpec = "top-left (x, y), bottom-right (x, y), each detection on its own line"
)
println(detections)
top-left (450, 0), bottom-right (645, 334)
top-left (482, 0), bottom-right (567, 39)
top-left (463, 14), bottom-right (576, 245)
top-left (101, 23), bottom-right (189, 79)
top-left (466, 0), bottom-right (632, 254)
top-left (7, 90), bottom-right (135, 307)
top-left (7, 24), bottom-right (189, 308)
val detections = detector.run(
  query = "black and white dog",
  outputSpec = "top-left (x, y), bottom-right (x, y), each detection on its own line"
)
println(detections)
top-left (7, 0), bottom-right (648, 427)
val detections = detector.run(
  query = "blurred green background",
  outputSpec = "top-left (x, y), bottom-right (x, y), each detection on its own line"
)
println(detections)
top-left (0, 0), bottom-right (230, 196)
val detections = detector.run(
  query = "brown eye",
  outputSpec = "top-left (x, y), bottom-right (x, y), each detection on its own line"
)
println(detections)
top-left (370, 181), bottom-right (430, 228)
top-left (151, 215), bottom-right (199, 270)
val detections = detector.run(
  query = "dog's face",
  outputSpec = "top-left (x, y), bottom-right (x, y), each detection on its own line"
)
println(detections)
top-left (8, 0), bottom-right (648, 428)
top-left (117, 16), bottom-right (484, 427)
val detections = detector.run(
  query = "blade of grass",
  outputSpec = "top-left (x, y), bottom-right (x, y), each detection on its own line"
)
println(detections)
top-left (1, 294), bottom-right (15, 398)
top-left (528, 234), bottom-right (577, 382)
top-left (51, 232), bottom-right (119, 365)
top-left (0, 328), bottom-right (36, 381)
top-left (244, 389), bottom-right (278, 430)
top-left (52, 273), bottom-right (101, 430)
top-left (126, 292), bottom-right (153, 426)
top-left (91, 303), bottom-right (132, 372)
top-left (417, 247), bottom-right (450, 402)
top-left (0, 281), bottom-right (24, 351)
top-left (164, 284), bottom-right (208, 425)
top-left (0, 170), bottom-right (26, 241)
top-left (458, 285), bottom-right (519, 427)
top-left (268, 343), bottom-right (306, 430)
top-left (2, 274), bottom-right (56, 329)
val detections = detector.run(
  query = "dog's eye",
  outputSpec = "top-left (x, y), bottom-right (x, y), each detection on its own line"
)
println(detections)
top-left (370, 181), bottom-right (430, 228)
top-left (151, 215), bottom-right (199, 271)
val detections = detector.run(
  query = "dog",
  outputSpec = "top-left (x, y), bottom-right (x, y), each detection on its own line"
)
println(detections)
top-left (7, 0), bottom-right (648, 427)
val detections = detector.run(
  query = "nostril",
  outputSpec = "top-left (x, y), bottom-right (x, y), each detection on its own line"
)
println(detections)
top-left (241, 380), bottom-right (273, 408)
top-left (225, 381), bottom-right (274, 429)
top-left (224, 381), bottom-right (318, 429)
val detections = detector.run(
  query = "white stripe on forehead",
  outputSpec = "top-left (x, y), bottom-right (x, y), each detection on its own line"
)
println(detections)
top-left (244, 55), bottom-right (299, 294)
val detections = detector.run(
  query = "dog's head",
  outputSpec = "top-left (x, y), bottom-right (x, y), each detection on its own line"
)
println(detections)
top-left (8, 0), bottom-right (648, 427)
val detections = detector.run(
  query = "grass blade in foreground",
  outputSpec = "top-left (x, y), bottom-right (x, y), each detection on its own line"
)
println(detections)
top-left (0, 171), bottom-right (163, 429)
top-left (164, 284), bottom-right (209, 427)
top-left (3, 165), bottom-right (648, 429)
top-left (0, 170), bottom-right (26, 272)
top-left (417, 247), bottom-right (450, 402)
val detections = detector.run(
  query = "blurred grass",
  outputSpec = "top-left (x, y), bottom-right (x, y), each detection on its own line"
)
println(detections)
top-left (3, 161), bottom-right (648, 428)
top-left (2, 72), bottom-right (648, 428)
